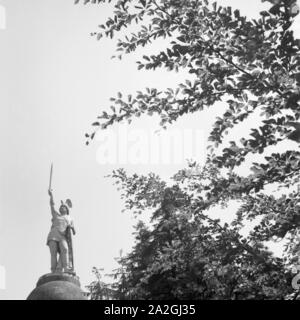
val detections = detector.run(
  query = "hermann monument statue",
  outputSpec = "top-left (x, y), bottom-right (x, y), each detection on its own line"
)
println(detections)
top-left (47, 188), bottom-right (75, 274)
top-left (27, 164), bottom-right (86, 300)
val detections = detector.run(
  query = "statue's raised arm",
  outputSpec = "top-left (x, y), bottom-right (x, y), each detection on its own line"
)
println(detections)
top-left (48, 164), bottom-right (57, 217)
top-left (48, 189), bottom-right (57, 217)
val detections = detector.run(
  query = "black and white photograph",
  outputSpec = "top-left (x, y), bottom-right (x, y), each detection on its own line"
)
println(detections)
top-left (1, 0), bottom-right (300, 303)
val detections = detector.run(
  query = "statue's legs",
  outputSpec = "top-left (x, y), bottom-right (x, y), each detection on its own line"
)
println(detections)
top-left (58, 238), bottom-right (69, 272)
top-left (48, 240), bottom-right (58, 273)
top-left (56, 255), bottom-right (62, 272)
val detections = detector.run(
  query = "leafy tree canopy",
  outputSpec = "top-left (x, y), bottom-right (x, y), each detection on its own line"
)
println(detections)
top-left (77, 0), bottom-right (300, 299)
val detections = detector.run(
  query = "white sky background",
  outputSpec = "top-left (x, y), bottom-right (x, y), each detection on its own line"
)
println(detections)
top-left (0, 0), bottom-right (299, 299)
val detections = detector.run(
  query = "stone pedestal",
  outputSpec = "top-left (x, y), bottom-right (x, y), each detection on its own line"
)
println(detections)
top-left (27, 272), bottom-right (87, 300)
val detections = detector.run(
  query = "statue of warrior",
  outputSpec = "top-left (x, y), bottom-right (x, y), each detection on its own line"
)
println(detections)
top-left (46, 164), bottom-right (75, 273)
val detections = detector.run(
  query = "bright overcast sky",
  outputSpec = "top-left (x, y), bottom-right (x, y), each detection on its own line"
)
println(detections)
top-left (0, 0), bottom-right (299, 299)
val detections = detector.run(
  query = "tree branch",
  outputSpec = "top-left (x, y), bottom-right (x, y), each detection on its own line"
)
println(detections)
top-left (193, 209), bottom-right (279, 268)
top-left (151, 0), bottom-right (173, 20)
top-left (209, 45), bottom-right (285, 98)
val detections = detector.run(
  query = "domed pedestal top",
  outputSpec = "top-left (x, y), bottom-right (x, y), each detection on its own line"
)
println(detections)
top-left (27, 272), bottom-right (86, 300)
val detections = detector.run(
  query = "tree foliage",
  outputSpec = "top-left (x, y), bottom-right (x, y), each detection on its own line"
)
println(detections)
top-left (77, 0), bottom-right (300, 299)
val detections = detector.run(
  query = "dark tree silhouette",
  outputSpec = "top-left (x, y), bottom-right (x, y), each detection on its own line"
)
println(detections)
top-left (77, 0), bottom-right (300, 299)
